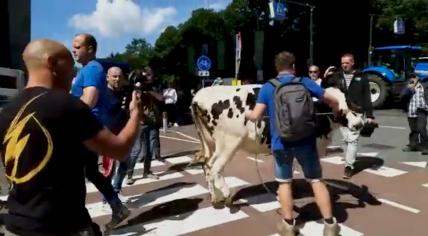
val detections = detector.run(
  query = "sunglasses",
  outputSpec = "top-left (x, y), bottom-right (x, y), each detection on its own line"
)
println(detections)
top-left (309, 71), bottom-right (319, 73)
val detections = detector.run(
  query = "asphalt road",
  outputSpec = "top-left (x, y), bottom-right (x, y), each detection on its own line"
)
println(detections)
top-left (2, 108), bottom-right (428, 236)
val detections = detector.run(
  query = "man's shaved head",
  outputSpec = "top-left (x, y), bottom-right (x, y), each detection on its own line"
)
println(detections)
top-left (23, 39), bottom-right (75, 91)
top-left (107, 66), bottom-right (123, 90)
top-left (23, 39), bottom-right (73, 69)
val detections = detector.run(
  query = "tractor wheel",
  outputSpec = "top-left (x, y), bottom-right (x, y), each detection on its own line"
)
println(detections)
top-left (367, 74), bottom-right (390, 108)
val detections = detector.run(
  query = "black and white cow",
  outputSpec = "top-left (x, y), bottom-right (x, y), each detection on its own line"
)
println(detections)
top-left (190, 85), bottom-right (364, 207)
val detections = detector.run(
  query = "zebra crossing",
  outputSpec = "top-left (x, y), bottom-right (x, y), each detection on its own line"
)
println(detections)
top-left (1, 150), bottom-right (425, 235)
top-left (84, 154), bottom-right (368, 236)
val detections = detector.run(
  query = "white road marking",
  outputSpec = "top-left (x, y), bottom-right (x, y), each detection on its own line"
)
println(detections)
top-left (246, 156), bottom-right (264, 163)
top-left (378, 198), bottom-right (420, 214)
top-left (321, 156), bottom-right (345, 165)
top-left (127, 184), bottom-right (209, 208)
top-left (322, 155), bottom-right (406, 177)
top-left (184, 168), bottom-right (204, 175)
top-left (137, 160), bottom-right (164, 168)
top-left (363, 166), bottom-right (407, 177)
top-left (327, 145), bottom-right (342, 149)
top-left (166, 155), bottom-right (192, 165)
top-left (357, 152), bottom-right (378, 157)
top-left (110, 207), bottom-right (248, 236)
top-left (300, 221), bottom-right (364, 236)
top-left (160, 135), bottom-right (200, 143)
top-left (87, 176), bottom-right (249, 218)
top-left (379, 125), bottom-right (406, 130)
top-left (87, 172), bottom-right (183, 194)
top-left (401, 161), bottom-right (427, 168)
top-left (173, 131), bottom-right (201, 142)
top-left (270, 220), bottom-right (363, 236)
top-left (245, 193), bottom-right (279, 212)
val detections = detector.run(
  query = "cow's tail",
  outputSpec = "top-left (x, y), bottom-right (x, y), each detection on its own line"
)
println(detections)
top-left (190, 102), bottom-right (208, 165)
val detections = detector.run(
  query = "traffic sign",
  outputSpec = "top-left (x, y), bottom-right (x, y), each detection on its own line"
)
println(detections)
top-left (198, 70), bottom-right (210, 77)
top-left (197, 55), bottom-right (211, 71)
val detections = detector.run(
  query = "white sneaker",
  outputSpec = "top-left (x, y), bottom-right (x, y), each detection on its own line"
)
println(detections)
top-left (173, 123), bottom-right (179, 127)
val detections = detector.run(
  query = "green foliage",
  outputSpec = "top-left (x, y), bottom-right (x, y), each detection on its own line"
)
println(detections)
top-left (109, 38), bottom-right (154, 69)
top-left (372, 0), bottom-right (428, 35)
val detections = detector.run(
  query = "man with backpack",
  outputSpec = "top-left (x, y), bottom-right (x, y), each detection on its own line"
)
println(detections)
top-left (246, 51), bottom-right (341, 236)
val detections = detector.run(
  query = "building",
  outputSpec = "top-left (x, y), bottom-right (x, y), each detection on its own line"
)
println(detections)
top-left (0, 0), bottom-right (31, 70)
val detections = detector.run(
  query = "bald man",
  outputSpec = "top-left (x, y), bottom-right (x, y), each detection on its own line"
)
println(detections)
top-left (0, 39), bottom-right (141, 235)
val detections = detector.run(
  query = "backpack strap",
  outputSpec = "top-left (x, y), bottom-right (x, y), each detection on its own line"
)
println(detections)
top-left (268, 77), bottom-right (282, 88)
top-left (291, 77), bottom-right (302, 83)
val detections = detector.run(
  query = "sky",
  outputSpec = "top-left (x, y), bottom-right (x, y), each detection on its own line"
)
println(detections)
top-left (31, 0), bottom-right (232, 57)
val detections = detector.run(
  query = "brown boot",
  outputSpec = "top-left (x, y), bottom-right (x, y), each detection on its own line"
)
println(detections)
top-left (323, 218), bottom-right (340, 236)
top-left (277, 219), bottom-right (296, 236)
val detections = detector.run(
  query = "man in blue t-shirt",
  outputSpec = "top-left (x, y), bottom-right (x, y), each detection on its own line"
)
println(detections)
top-left (246, 51), bottom-right (341, 236)
top-left (71, 33), bottom-right (129, 229)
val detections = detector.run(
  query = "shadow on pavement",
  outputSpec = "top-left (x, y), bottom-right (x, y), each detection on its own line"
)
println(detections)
top-left (162, 149), bottom-right (199, 159)
top-left (229, 178), bottom-right (381, 224)
top-left (113, 198), bottom-right (203, 235)
top-left (353, 156), bottom-right (385, 175)
top-left (126, 182), bottom-right (196, 209)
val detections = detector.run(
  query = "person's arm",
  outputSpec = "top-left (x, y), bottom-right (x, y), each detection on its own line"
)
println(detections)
top-left (246, 103), bottom-right (266, 121)
top-left (147, 90), bottom-right (164, 102)
top-left (246, 84), bottom-right (269, 121)
top-left (84, 109), bottom-right (140, 160)
top-left (80, 65), bottom-right (105, 108)
top-left (361, 74), bottom-right (374, 119)
top-left (172, 89), bottom-right (178, 104)
top-left (81, 86), bottom-right (99, 108)
top-left (79, 91), bottom-right (141, 161)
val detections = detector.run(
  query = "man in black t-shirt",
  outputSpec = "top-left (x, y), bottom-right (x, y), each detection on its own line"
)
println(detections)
top-left (0, 39), bottom-right (141, 235)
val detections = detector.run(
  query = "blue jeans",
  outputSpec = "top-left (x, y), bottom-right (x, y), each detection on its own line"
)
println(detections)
top-left (272, 140), bottom-right (322, 182)
top-left (127, 124), bottom-right (160, 178)
top-left (111, 160), bottom-right (129, 193)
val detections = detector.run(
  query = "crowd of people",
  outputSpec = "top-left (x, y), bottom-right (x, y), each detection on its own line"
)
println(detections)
top-left (0, 31), bottom-right (425, 236)
top-left (0, 33), bottom-right (184, 235)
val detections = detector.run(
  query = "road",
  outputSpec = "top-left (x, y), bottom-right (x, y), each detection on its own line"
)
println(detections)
top-left (2, 109), bottom-right (428, 236)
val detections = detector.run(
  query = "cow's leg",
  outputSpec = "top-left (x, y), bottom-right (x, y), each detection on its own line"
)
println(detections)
top-left (191, 108), bottom-right (213, 164)
top-left (207, 133), bottom-right (243, 207)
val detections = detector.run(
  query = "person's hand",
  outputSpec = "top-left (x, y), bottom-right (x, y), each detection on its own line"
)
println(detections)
top-left (324, 66), bottom-right (336, 78)
top-left (366, 118), bottom-right (374, 124)
top-left (129, 90), bottom-right (141, 115)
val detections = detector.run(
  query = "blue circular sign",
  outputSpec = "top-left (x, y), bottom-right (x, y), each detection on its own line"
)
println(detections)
top-left (197, 55), bottom-right (211, 71)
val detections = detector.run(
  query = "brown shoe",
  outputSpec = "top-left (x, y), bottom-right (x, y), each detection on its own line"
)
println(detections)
top-left (323, 218), bottom-right (340, 236)
top-left (277, 219), bottom-right (296, 236)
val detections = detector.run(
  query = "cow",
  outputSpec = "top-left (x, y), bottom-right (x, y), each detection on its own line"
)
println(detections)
top-left (190, 85), bottom-right (364, 208)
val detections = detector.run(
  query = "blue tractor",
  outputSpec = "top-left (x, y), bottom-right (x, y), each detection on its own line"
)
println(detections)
top-left (363, 45), bottom-right (428, 108)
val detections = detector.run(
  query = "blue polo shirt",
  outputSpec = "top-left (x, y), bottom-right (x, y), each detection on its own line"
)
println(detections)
top-left (71, 60), bottom-right (109, 125)
top-left (256, 74), bottom-right (325, 151)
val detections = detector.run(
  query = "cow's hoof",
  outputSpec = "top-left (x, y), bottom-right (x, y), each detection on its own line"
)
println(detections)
top-left (212, 201), bottom-right (225, 209)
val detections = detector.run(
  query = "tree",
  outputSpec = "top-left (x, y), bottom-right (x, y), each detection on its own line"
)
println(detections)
top-left (109, 38), bottom-right (154, 69)
top-left (372, 0), bottom-right (428, 39)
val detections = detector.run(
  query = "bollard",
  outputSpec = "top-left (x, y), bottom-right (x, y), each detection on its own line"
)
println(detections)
top-left (162, 112), bottom-right (168, 133)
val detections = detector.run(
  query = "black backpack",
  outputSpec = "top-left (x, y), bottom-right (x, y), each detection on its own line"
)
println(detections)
top-left (269, 77), bottom-right (316, 142)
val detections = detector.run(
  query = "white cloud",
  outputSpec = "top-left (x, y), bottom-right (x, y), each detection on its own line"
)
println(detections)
top-left (69, 0), bottom-right (177, 38)
top-left (208, 1), bottom-right (228, 11)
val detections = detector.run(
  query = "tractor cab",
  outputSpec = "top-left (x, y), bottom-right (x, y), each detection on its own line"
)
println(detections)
top-left (363, 45), bottom-right (427, 108)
